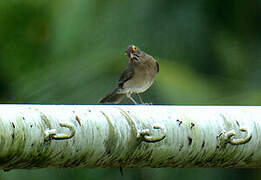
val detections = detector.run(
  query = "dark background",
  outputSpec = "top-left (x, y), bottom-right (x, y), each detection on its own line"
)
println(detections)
top-left (0, 0), bottom-right (260, 179)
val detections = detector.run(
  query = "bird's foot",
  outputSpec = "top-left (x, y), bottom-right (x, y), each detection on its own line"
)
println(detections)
top-left (137, 102), bottom-right (153, 105)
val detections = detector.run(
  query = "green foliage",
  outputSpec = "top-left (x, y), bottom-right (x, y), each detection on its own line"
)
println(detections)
top-left (1, 0), bottom-right (260, 105)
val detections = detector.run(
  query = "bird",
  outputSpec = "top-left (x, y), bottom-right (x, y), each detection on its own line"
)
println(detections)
top-left (98, 45), bottom-right (159, 104)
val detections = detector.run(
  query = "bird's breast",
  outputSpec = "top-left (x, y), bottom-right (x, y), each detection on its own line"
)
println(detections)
top-left (120, 60), bottom-right (158, 94)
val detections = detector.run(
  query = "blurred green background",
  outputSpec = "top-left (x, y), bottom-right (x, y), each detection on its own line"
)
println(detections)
top-left (0, 0), bottom-right (260, 179)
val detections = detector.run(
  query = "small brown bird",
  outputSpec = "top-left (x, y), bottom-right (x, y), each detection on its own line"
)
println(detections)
top-left (99, 45), bottom-right (159, 104)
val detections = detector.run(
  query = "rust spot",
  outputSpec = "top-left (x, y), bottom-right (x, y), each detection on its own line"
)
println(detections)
top-left (176, 119), bottom-right (182, 126)
top-left (216, 132), bottom-right (223, 139)
top-left (188, 137), bottom-right (192, 145)
top-left (120, 167), bottom-right (123, 176)
top-left (201, 140), bottom-right (205, 148)
top-left (190, 122), bottom-right (195, 129)
top-left (179, 144), bottom-right (184, 151)
top-left (11, 123), bottom-right (15, 128)
top-left (75, 115), bottom-right (81, 126)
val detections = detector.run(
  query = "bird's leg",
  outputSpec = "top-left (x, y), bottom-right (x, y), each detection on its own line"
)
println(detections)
top-left (137, 94), bottom-right (153, 105)
top-left (137, 94), bottom-right (144, 104)
top-left (126, 93), bottom-right (138, 104)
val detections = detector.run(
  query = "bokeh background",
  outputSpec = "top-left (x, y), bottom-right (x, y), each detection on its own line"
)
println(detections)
top-left (0, 0), bottom-right (260, 179)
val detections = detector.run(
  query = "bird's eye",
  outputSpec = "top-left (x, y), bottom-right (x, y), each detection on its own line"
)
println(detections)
top-left (132, 45), bottom-right (137, 52)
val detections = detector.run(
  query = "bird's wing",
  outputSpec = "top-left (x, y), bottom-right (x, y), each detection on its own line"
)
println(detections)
top-left (118, 65), bottom-right (135, 88)
top-left (155, 61), bottom-right (159, 73)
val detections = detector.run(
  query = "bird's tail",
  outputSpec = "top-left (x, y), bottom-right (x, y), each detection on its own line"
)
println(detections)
top-left (98, 87), bottom-right (125, 104)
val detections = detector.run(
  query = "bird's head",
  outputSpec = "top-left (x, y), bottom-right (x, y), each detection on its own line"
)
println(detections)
top-left (124, 45), bottom-right (143, 62)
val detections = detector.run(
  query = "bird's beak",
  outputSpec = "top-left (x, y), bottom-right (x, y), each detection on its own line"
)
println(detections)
top-left (130, 52), bottom-right (140, 61)
top-left (124, 52), bottom-right (128, 56)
